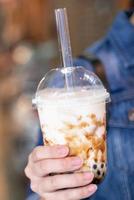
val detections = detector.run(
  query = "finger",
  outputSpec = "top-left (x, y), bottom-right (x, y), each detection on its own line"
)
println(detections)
top-left (31, 156), bottom-right (83, 177)
top-left (43, 184), bottom-right (97, 200)
top-left (38, 172), bottom-right (94, 192)
top-left (30, 145), bottom-right (69, 162)
top-left (24, 165), bottom-right (41, 181)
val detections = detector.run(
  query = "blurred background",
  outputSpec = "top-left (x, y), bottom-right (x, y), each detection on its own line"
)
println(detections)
top-left (0, 0), bottom-right (133, 199)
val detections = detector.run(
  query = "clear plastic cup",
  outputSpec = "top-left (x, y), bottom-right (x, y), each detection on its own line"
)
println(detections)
top-left (33, 66), bottom-right (110, 184)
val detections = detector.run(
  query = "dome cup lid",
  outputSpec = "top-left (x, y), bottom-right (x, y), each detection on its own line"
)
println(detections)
top-left (32, 66), bottom-right (110, 107)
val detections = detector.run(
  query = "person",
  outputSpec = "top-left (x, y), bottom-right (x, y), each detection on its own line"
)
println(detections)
top-left (25, 10), bottom-right (134, 200)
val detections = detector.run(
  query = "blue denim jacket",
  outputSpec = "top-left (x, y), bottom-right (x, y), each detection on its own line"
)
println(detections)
top-left (28, 10), bottom-right (134, 200)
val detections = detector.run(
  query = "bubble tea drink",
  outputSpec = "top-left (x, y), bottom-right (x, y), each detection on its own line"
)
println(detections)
top-left (33, 9), bottom-right (110, 184)
top-left (34, 66), bottom-right (110, 184)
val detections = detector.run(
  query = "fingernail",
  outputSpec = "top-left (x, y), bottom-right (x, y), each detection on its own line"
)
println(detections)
top-left (71, 157), bottom-right (83, 166)
top-left (57, 146), bottom-right (69, 155)
top-left (88, 184), bottom-right (97, 193)
top-left (83, 172), bottom-right (94, 181)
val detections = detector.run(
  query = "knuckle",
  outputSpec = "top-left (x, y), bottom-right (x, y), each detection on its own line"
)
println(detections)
top-left (24, 167), bottom-right (30, 177)
top-left (24, 167), bottom-right (36, 181)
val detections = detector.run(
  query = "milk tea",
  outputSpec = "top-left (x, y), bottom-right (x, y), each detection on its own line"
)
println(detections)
top-left (37, 88), bottom-right (107, 184)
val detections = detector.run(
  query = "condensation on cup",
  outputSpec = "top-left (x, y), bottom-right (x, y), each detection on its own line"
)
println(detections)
top-left (33, 66), bottom-right (110, 184)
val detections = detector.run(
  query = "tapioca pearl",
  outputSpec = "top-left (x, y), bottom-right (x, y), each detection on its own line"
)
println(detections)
top-left (101, 163), bottom-right (104, 168)
top-left (98, 165), bottom-right (105, 176)
top-left (93, 164), bottom-right (97, 170)
top-left (92, 165), bottom-right (99, 176)
top-left (102, 172), bottom-right (106, 177)
top-left (94, 172), bottom-right (99, 178)
top-left (103, 164), bottom-right (106, 173)
top-left (98, 162), bottom-right (105, 169)
top-left (93, 163), bottom-right (103, 178)
top-left (97, 169), bottom-right (100, 175)
top-left (97, 170), bottom-right (104, 179)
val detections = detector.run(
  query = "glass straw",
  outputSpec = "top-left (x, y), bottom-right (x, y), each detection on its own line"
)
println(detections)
top-left (55, 8), bottom-right (74, 89)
